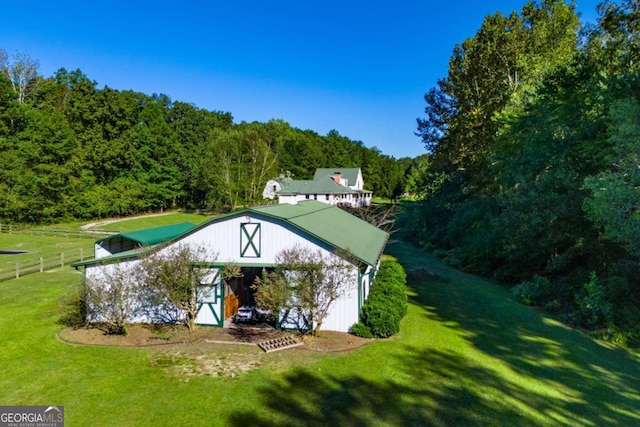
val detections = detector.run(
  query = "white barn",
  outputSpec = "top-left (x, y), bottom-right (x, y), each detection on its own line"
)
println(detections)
top-left (73, 201), bottom-right (388, 333)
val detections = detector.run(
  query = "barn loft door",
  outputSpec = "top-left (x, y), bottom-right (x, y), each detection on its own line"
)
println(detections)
top-left (241, 222), bottom-right (261, 258)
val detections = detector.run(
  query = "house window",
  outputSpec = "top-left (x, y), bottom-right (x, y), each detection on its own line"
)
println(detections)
top-left (305, 194), bottom-right (310, 200)
top-left (314, 194), bottom-right (317, 200)
top-left (325, 194), bottom-right (329, 200)
top-left (240, 222), bottom-right (261, 258)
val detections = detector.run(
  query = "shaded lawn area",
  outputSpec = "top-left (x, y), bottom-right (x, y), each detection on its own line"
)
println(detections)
top-left (0, 241), bottom-right (638, 426)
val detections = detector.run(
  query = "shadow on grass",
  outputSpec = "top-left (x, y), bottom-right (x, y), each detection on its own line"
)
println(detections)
top-left (227, 355), bottom-right (523, 427)
top-left (227, 241), bottom-right (640, 426)
top-left (387, 240), bottom-right (640, 425)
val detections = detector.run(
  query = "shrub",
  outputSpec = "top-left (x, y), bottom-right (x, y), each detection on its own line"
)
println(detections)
top-left (360, 260), bottom-right (408, 338)
top-left (350, 322), bottom-right (373, 338)
top-left (570, 272), bottom-right (612, 329)
top-left (59, 280), bottom-right (90, 328)
top-left (511, 275), bottom-right (552, 306)
top-left (361, 293), bottom-right (402, 337)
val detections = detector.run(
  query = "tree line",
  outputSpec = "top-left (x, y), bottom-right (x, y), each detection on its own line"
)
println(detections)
top-left (405, 0), bottom-right (640, 346)
top-left (0, 54), bottom-right (420, 223)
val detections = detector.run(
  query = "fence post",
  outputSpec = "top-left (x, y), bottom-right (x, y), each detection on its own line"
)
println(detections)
top-left (61, 252), bottom-right (65, 267)
top-left (40, 257), bottom-right (44, 273)
top-left (80, 248), bottom-right (84, 262)
top-left (15, 263), bottom-right (19, 279)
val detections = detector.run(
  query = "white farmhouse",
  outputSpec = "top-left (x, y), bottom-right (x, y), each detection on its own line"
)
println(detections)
top-left (264, 168), bottom-right (373, 208)
top-left (73, 201), bottom-right (388, 333)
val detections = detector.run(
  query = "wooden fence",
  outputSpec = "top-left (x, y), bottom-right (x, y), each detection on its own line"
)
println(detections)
top-left (0, 248), bottom-right (92, 282)
top-left (0, 224), bottom-right (116, 239)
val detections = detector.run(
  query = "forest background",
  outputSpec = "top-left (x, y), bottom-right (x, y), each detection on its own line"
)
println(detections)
top-left (0, 59), bottom-right (421, 222)
top-left (2, 0), bottom-right (640, 346)
top-left (404, 0), bottom-right (640, 346)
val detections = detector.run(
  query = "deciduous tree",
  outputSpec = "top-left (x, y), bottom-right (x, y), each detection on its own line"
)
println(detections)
top-left (252, 245), bottom-right (356, 335)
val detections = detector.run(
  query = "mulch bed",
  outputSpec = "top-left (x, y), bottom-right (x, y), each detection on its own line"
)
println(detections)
top-left (58, 323), bottom-right (373, 352)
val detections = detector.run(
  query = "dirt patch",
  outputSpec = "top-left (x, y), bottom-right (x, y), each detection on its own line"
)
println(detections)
top-left (59, 324), bottom-right (373, 380)
top-left (301, 331), bottom-right (373, 352)
top-left (58, 323), bottom-right (372, 352)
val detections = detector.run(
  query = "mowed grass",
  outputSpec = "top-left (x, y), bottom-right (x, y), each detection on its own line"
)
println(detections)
top-left (0, 234), bottom-right (95, 271)
top-left (89, 212), bottom-right (211, 233)
top-left (0, 235), bottom-right (639, 425)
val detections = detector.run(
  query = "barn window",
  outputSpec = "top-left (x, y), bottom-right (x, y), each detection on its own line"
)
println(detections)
top-left (240, 222), bottom-right (261, 258)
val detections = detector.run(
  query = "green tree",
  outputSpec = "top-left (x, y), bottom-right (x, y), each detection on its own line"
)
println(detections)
top-left (137, 244), bottom-right (215, 332)
top-left (252, 245), bottom-right (356, 336)
top-left (583, 98), bottom-right (640, 258)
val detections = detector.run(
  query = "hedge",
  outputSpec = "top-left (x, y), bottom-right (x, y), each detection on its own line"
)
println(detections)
top-left (352, 260), bottom-right (408, 338)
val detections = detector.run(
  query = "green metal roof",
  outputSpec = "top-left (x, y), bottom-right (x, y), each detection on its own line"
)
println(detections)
top-left (277, 179), bottom-right (353, 195)
top-left (96, 222), bottom-right (196, 246)
top-left (313, 168), bottom-right (361, 183)
top-left (248, 201), bottom-right (388, 266)
top-left (76, 202), bottom-right (387, 269)
top-left (72, 247), bottom-right (151, 268)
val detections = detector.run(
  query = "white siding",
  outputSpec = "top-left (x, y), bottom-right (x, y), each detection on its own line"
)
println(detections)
top-left (319, 264), bottom-right (360, 332)
top-left (179, 215), bottom-right (334, 265)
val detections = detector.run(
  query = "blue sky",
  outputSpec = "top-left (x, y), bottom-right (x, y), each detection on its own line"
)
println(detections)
top-left (1, 1), bottom-right (602, 158)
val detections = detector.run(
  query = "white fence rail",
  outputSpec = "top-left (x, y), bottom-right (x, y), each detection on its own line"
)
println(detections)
top-left (0, 224), bottom-right (116, 239)
top-left (0, 248), bottom-right (92, 282)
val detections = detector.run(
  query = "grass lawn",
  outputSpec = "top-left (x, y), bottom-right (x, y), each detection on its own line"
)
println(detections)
top-left (0, 236), bottom-right (639, 425)
top-left (88, 211), bottom-right (211, 233)
top-left (0, 234), bottom-right (95, 280)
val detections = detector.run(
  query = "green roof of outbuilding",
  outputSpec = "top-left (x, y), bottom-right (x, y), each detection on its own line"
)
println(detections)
top-left (248, 201), bottom-right (387, 266)
top-left (96, 222), bottom-right (196, 246)
top-left (76, 202), bottom-right (387, 269)
top-left (72, 246), bottom-right (150, 268)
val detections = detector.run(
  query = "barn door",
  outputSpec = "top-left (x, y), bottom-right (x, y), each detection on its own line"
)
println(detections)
top-left (223, 276), bottom-right (244, 319)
